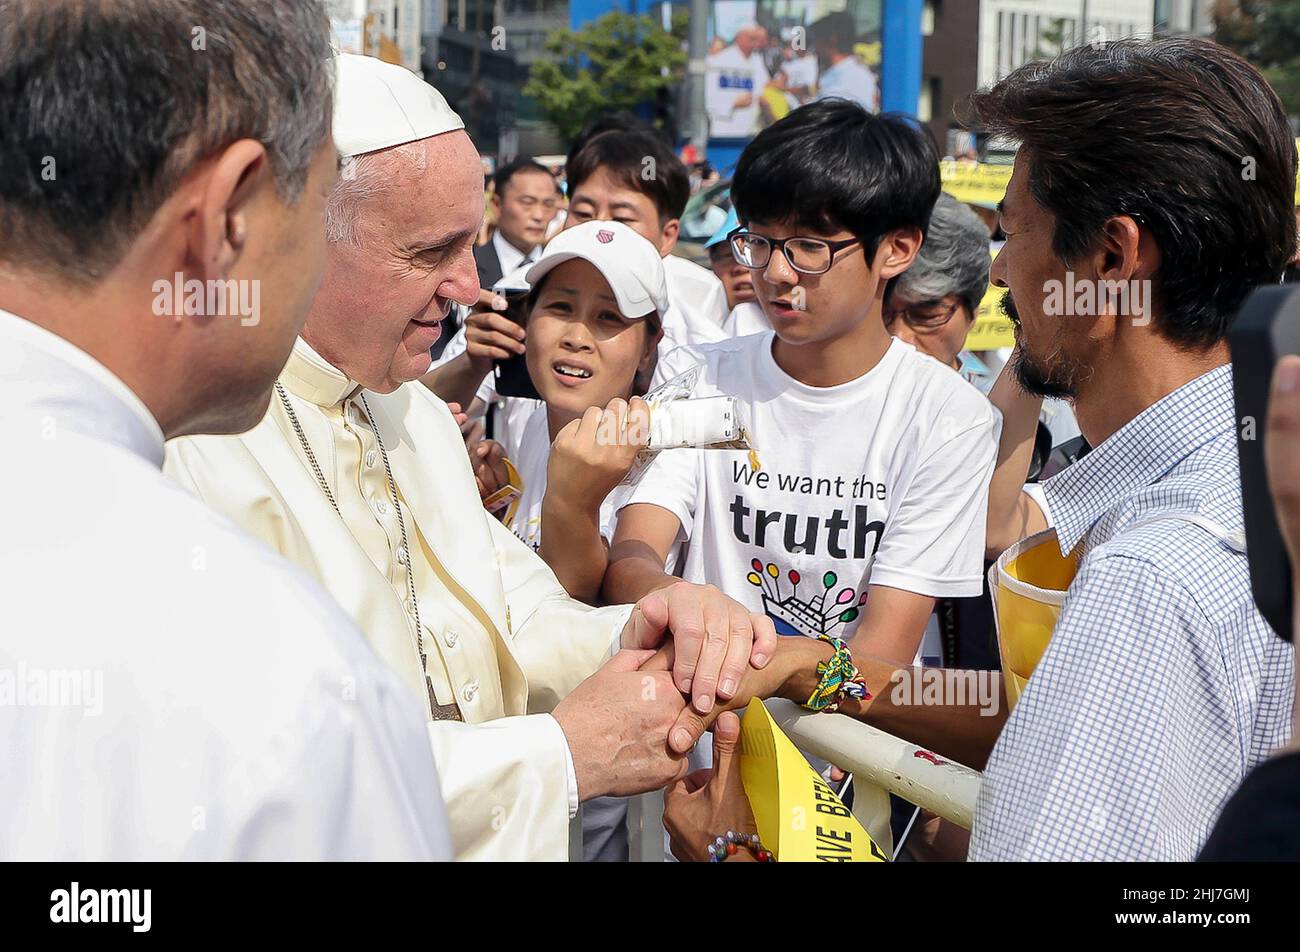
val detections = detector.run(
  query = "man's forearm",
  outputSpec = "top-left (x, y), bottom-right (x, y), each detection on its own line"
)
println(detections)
top-left (986, 355), bottom-right (1046, 559)
top-left (774, 640), bottom-right (1007, 770)
top-left (420, 351), bottom-right (490, 409)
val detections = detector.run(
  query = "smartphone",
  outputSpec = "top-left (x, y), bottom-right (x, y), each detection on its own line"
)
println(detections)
top-left (1228, 283), bottom-right (1300, 643)
top-left (488, 287), bottom-right (540, 400)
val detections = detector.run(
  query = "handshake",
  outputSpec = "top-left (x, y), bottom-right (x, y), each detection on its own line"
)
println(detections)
top-left (550, 580), bottom-right (832, 803)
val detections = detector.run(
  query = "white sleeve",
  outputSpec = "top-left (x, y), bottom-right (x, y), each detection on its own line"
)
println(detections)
top-left (620, 447), bottom-right (701, 542)
top-left (184, 636), bottom-right (454, 861)
top-left (869, 409), bottom-right (998, 599)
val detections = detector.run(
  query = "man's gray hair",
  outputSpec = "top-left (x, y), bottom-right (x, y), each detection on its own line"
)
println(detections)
top-left (0, 0), bottom-right (334, 283)
top-left (894, 193), bottom-right (991, 314)
top-left (326, 143), bottom-right (429, 246)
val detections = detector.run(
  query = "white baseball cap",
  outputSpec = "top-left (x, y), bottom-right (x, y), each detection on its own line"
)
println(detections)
top-left (334, 53), bottom-right (465, 159)
top-left (524, 221), bottom-right (669, 319)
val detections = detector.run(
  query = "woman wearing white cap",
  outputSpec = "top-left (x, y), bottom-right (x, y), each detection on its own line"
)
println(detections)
top-left (503, 221), bottom-right (667, 605)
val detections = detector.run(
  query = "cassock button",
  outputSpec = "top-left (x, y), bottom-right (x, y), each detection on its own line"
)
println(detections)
top-left (462, 680), bottom-right (479, 703)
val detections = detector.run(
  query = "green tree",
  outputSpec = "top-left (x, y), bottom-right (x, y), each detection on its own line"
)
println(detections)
top-left (1214, 0), bottom-right (1300, 119)
top-left (524, 11), bottom-right (687, 142)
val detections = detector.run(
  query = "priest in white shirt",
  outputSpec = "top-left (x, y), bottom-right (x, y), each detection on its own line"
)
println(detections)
top-left (165, 53), bottom-right (777, 861)
top-left (0, 0), bottom-right (452, 860)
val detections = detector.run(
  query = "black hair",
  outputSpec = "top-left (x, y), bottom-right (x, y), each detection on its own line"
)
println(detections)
top-left (564, 111), bottom-right (656, 172)
top-left (730, 99), bottom-right (940, 259)
top-left (565, 129), bottom-right (690, 222)
top-left (964, 37), bottom-right (1298, 349)
top-left (493, 157), bottom-right (553, 198)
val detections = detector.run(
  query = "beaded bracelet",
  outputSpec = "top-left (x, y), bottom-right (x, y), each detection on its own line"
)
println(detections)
top-left (803, 635), bottom-right (871, 713)
top-left (708, 830), bottom-right (775, 862)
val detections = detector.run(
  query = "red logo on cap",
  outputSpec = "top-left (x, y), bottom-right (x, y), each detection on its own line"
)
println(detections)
top-left (596, 229), bottom-right (614, 244)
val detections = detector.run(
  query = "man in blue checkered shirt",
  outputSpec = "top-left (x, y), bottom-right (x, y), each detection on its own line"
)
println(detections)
top-left (960, 38), bottom-right (1297, 860)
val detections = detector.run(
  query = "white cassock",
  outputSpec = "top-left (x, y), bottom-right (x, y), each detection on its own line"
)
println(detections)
top-left (0, 310), bottom-right (452, 860)
top-left (165, 338), bottom-right (631, 860)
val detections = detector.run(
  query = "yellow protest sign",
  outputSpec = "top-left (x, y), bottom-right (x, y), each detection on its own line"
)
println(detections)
top-left (964, 247), bottom-right (1014, 351)
top-left (738, 699), bottom-right (887, 862)
top-left (940, 160), bottom-right (1013, 208)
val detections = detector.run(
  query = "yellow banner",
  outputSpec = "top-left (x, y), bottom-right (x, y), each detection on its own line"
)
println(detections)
top-left (940, 161), bottom-right (1013, 208)
top-left (738, 699), bottom-right (886, 862)
top-left (965, 248), bottom-right (1014, 351)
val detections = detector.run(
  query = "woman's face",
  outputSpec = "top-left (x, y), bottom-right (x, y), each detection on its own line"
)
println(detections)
top-left (525, 259), bottom-right (659, 418)
top-left (885, 292), bottom-right (974, 369)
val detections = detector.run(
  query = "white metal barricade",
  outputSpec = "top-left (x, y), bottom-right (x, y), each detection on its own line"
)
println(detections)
top-left (577, 699), bottom-right (983, 861)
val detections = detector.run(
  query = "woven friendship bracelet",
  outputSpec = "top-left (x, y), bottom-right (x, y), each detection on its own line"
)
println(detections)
top-left (803, 635), bottom-right (871, 713)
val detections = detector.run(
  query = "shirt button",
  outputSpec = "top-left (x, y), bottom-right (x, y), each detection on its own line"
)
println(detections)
top-left (444, 629), bottom-right (459, 648)
top-left (462, 680), bottom-right (479, 704)
top-left (406, 599), bottom-right (418, 618)
top-left (365, 450), bottom-right (378, 468)
top-left (396, 545), bottom-right (409, 565)
top-left (375, 499), bottom-right (389, 515)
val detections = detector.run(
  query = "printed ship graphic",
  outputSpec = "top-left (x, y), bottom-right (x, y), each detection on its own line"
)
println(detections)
top-left (746, 560), bottom-right (868, 638)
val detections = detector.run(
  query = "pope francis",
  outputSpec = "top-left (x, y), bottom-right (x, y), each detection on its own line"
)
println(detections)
top-left (165, 53), bottom-right (776, 861)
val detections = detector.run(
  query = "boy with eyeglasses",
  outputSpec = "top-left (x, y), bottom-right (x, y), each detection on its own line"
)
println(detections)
top-left (604, 100), bottom-right (998, 669)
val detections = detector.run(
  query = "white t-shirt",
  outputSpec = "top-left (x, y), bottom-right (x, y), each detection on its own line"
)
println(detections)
top-left (706, 44), bottom-right (770, 138)
top-left (622, 333), bottom-right (998, 642)
top-left (662, 254), bottom-right (731, 346)
top-left (724, 301), bottom-right (772, 337)
top-left (507, 403), bottom-right (631, 552)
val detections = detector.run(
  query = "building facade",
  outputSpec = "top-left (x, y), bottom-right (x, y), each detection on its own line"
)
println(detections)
top-left (977, 0), bottom-right (1155, 88)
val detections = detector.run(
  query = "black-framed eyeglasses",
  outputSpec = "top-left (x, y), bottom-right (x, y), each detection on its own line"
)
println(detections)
top-left (729, 231), bottom-right (863, 276)
top-left (884, 299), bottom-right (964, 330)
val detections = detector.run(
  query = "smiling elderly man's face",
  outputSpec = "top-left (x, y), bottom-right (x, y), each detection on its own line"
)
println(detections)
top-left (303, 129), bottom-right (484, 393)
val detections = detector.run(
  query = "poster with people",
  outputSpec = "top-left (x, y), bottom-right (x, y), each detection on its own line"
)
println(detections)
top-left (705, 0), bottom-right (883, 140)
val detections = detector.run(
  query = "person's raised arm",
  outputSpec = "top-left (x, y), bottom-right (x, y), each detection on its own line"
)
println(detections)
top-left (540, 398), bottom-right (647, 603)
top-left (984, 347), bottom-right (1048, 559)
top-left (602, 502), bottom-right (685, 603)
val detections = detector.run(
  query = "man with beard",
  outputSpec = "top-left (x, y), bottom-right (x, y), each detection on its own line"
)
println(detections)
top-left (950, 36), bottom-right (1295, 860)
top-left (658, 36), bottom-right (1297, 862)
